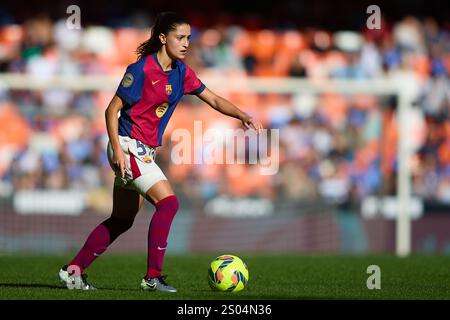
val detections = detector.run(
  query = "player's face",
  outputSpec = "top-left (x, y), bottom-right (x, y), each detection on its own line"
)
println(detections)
top-left (165, 24), bottom-right (191, 60)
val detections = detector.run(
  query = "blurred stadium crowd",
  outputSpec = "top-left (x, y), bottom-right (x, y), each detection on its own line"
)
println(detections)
top-left (0, 11), bottom-right (449, 212)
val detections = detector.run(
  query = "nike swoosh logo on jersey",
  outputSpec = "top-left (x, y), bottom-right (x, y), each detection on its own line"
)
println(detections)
top-left (157, 246), bottom-right (166, 251)
top-left (152, 80), bottom-right (160, 85)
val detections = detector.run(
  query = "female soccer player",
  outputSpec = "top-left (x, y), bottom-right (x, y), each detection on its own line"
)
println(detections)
top-left (58, 12), bottom-right (262, 292)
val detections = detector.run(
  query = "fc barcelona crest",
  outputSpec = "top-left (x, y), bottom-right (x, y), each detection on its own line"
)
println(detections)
top-left (165, 84), bottom-right (172, 95)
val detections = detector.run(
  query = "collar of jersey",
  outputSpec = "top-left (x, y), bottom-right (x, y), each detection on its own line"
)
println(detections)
top-left (152, 53), bottom-right (178, 74)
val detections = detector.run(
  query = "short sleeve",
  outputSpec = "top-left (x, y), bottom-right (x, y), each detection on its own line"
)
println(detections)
top-left (184, 65), bottom-right (206, 95)
top-left (116, 58), bottom-right (146, 105)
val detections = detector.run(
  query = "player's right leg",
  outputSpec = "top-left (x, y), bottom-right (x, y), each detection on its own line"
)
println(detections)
top-left (59, 185), bottom-right (144, 290)
top-left (140, 180), bottom-right (179, 293)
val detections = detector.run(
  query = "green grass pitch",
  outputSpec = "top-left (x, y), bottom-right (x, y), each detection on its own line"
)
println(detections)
top-left (0, 254), bottom-right (449, 299)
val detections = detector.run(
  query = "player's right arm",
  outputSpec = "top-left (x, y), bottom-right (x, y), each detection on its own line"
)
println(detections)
top-left (105, 95), bottom-right (128, 178)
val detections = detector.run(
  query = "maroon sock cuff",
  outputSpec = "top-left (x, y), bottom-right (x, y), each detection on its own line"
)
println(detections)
top-left (155, 194), bottom-right (178, 208)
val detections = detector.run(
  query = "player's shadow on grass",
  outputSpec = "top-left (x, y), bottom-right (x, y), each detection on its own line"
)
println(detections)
top-left (0, 283), bottom-right (141, 292)
top-left (99, 286), bottom-right (138, 292)
top-left (0, 282), bottom-right (64, 290)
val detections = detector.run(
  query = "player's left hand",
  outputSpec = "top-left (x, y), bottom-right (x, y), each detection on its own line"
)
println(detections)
top-left (242, 116), bottom-right (263, 134)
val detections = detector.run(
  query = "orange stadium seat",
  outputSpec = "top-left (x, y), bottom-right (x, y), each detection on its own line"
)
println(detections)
top-left (272, 32), bottom-right (307, 76)
top-left (251, 30), bottom-right (277, 63)
top-left (407, 53), bottom-right (431, 80)
top-left (114, 28), bottom-right (149, 67)
top-left (231, 29), bottom-right (251, 58)
top-left (0, 102), bottom-right (30, 148)
top-left (381, 109), bottom-right (398, 176)
top-left (0, 24), bottom-right (23, 47)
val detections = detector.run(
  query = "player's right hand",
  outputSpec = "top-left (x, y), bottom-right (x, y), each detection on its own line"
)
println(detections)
top-left (113, 149), bottom-right (128, 178)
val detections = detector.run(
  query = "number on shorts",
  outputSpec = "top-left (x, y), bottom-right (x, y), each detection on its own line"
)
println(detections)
top-left (136, 140), bottom-right (147, 156)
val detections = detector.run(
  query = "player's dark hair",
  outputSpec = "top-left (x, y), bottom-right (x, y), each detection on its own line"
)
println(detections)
top-left (136, 12), bottom-right (189, 59)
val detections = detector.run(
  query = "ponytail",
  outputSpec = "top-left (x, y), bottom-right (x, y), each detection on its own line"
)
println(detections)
top-left (136, 12), bottom-right (188, 59)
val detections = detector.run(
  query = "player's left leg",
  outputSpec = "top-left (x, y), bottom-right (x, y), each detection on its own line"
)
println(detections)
top-left (59, 185), bottom-right (144, 290)
top-left (141, 180), bottom-right (179, 292)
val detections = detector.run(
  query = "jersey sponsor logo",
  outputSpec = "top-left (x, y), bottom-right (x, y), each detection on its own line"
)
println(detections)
top-left (152, 79), bottom-right (160, 85)
top-left (165, 84), bottom-right (172, 95)
top-left (155, 102), bottom-right (169, 118)
top-left (121, 73), bottom-right (134, 87)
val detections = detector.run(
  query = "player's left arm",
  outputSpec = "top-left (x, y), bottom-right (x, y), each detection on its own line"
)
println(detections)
top-left (197, 88), bottom-right (263, 133)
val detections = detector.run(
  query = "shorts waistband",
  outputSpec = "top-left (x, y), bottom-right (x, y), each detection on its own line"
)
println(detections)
top-left (120, 135), bottom-right (157, 150)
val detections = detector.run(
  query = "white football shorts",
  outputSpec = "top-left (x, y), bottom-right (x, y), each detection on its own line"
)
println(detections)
top-left (107, 135), bottom-right (167, 196)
